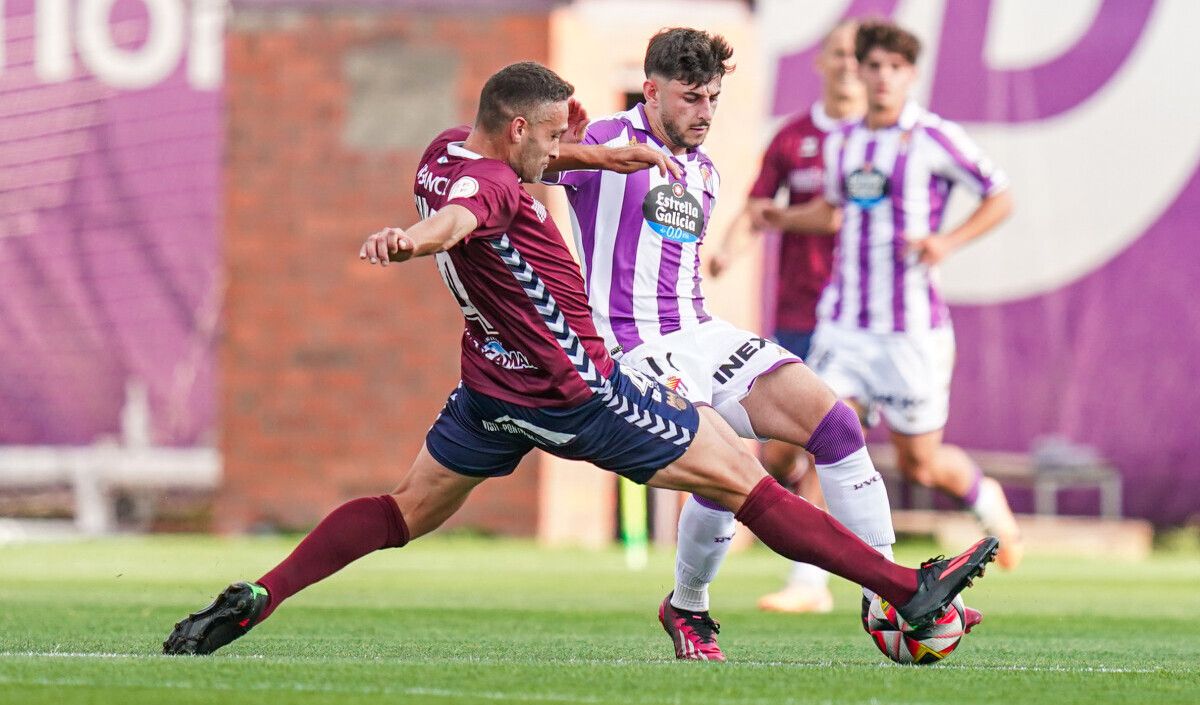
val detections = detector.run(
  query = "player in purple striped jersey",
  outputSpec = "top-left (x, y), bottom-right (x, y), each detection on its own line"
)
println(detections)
top-left (162, 60), bottom-right (999, 658)
top-left (767, 21), bottom-right (1023, 570)
top-left (547, 28), bottom-right (908, 661)
top-left (708, 20), bottom-right (865, 616)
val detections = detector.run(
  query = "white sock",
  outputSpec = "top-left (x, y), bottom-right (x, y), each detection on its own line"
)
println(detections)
top-left (814, 446), bottom-right (897, 601)
top-left (786, 561), bottom-right (831, 589)
top-left (672, 495), bottom-right (737, 612)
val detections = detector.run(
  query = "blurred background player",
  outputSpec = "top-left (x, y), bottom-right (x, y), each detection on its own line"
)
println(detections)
top-left (547, 28), bottom-right (899, 660)
top-left (767, 20), bottom-right (1023, 570)
top-left (707, 20), bottom-right (866, 615)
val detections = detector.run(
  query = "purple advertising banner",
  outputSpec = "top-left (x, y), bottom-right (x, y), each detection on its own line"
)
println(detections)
top-left (766, 0), bottom-right (1200, 524)
top-left (0, 0), bottom-right (222, 446)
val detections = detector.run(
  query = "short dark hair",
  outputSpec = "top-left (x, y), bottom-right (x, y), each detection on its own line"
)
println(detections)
top-left (644, 28), bottom-right (735, 86)
top-left (475, 61), bottom-right (574, 133)
top-left (855, 20), bottom-right (921, 64)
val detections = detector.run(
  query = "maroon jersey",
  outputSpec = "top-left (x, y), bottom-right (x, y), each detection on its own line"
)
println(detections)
top-left (749, 103), bottom-right (840, 333)
top-left (415, 127), bottom-right (614, 407)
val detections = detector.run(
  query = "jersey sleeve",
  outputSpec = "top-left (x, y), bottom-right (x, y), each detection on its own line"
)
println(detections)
top-left (748, 128), bottom-right (788, 199)
top-left (448, 163), bottom-right (520, 241)
top-left (543, 117), bottom-right (631, 190)
top-left (922, 120), bottom-right (1009, 197)
top-left (822, 129), bottom-right (847, 205)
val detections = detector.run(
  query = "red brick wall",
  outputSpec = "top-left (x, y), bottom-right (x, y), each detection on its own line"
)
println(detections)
top-left (218, 8), bottom-right (552, 533)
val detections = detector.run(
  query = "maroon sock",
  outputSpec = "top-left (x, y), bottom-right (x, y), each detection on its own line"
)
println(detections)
top-left (255, 495), bottom-right (409, 623)
top-left (735, 477), bottom-right (918, 606)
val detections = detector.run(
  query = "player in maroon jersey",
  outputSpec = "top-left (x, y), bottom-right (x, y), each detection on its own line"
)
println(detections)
top-left (163, 61), bottom-right (997, 657)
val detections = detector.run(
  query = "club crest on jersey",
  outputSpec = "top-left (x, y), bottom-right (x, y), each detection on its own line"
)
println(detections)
top-left (699, 163), bottom-right (714, 192)
top-left (800, 136), bottom-right (819, 157)
top-left (480, 339), bottom-right (536, 371)
top-left (643, 183), bottom-right (704, 243)
top-left (845, 166), bottom-right (889, 208)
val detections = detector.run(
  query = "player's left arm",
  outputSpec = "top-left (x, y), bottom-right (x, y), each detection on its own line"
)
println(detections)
top-left (911, 189), bottom-right (1012, 266)
top-left (911, 120), bottom-right (1013, 265)
top-left (359, 204), bottom-right (480, 266)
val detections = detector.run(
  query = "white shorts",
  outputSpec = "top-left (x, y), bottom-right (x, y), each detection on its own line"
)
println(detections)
top-left (807, 323), bottom-right (956, 435)
top-left (619, 318), bottom-right (801, 440)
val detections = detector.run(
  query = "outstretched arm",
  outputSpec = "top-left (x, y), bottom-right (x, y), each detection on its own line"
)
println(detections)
top-left (546, 98), bottom-right (681, 179)
top-left (550, 142), bottom-right (682, 179)
top-left (358, 204), bottom-right (480, 266)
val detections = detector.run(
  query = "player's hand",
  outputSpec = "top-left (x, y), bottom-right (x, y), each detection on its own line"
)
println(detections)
top-left (708, 250), bottom-right (731, 277)
top-left (605, 144), bottom-right (683, 180)
top-left (907, 233), bottom-right (951, 265)
top-left (761, 205), bottom-right (788, 229)
top-left (359, 227), bottom-right (413, 266)
top-left (746, 201), bottom-right (772, 232)
top-left (563, 98), bottom-right (590, 144)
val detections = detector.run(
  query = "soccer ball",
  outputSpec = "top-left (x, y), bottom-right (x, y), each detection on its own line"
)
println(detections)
top-left (866, 594), bottom-right (968, 665)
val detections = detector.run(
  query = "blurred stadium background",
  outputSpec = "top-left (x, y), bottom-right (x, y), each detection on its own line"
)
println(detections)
top-left (0, 0), bottom-right (1197, 555)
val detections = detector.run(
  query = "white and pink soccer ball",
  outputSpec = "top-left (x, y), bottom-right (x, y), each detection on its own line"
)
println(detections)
top-left (866, 594), bottom-right (969, 665)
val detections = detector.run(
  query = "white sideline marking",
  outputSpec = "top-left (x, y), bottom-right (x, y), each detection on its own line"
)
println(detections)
top-left (0, 651), bottom-right (1169, 674)
top-left (0, 674), bottom-right (600, 703)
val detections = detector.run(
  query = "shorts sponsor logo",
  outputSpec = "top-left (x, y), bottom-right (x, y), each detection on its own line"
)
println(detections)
top-left (483, 416), bottom-right (576, 446)
top-left (712, 336), bottom-right (770, 384)
top-left (642, 183), bottom-right (705, 243)
top-left (448, 176), bottom-right (479, 200)
top-left (872, 392), bottom-right (927, 411)
top-left (479, 339), bottom-right (536, 371)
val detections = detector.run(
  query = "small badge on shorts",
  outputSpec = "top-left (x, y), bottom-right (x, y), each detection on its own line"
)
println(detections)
top-left (845, 166), bottom-right (889, 208)
top-left (665, 390), bottom-right (689, 411)
top-left (664, 374), bottom-right (689, 398)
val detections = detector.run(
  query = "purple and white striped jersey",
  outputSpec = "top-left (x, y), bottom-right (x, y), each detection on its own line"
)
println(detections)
top-left (820, 101), bottom-right (1008, 333)
top-left (549, 104), bottom-right (718, 356)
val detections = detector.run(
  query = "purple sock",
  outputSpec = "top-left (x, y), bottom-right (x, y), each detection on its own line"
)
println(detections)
top-left (804, 402), bottom-right (865, 465)
top-left (961, 464), bottom-right (984, 507)
top-left (692, 494), bottom-right (729, 512)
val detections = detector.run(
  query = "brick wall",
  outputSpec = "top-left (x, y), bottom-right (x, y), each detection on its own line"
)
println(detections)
top-left (218, 7), bottom-right (552, 533)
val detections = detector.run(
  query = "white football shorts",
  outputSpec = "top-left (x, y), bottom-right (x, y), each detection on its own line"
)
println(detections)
top-left (619, 318), bottom-right (801, 440)
top-left (806, 322), bottom-right (955, 435)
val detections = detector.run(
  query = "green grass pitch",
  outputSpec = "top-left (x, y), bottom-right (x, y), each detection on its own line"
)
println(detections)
top-left (1, 534), bottom-right (1197, 705)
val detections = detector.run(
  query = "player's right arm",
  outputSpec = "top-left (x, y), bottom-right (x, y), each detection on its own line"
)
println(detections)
top-left (550, 142), bottom-right (681, 179)
top-left (761, 199), bottom-right (842, 235)
top-left (359, 204), bottom-right (479, 266)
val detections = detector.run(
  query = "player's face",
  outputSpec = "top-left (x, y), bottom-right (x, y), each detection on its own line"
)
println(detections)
top-left (859, 47), bottom-right (916, 112)
top-left (513, 100), bottom-right (569, 183)
top-left (817, 25), bottom-right (861, 97)
top-left (646, 75), bottom-right (722, 151)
